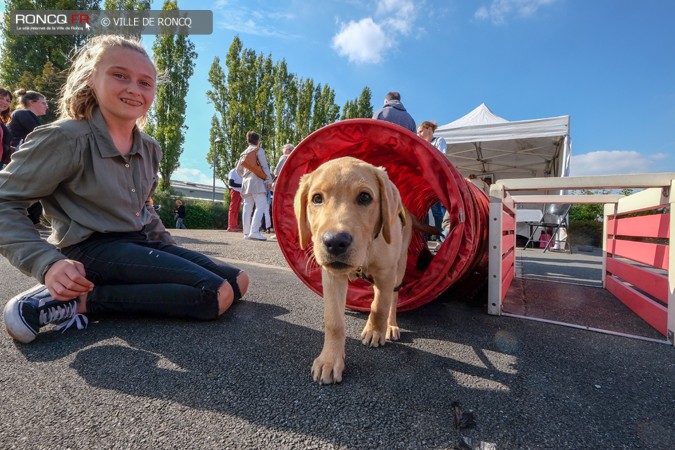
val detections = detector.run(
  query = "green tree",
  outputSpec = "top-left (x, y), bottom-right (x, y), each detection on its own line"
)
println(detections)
top-left (341, 86), bottom-right (372, 119)
top-left (103, 0), bottom-right (151, 39)
top-left (295, 78), bottom-right (314, 141)
top-left (341, 99), bottom-right (357, 120)
top-left (310, 84), bottom-right (339, 131)
top-left (104, 0), bottom-right (150, 9)
top-left (207, 36), bottom-right (350, 176)
top-left (147, 0), bottom-right (197, 192)
top-left (569, 190), bottom-right (606, 222)
top-left (356, 86), bottom-right (373, 117)
top-left (206, 56), bottom-right (232, 178)
top-left (208, 36), bottom-right (278, 177)
top-left (272, 59), bottom-right (297, 150)
top-left (254, 52), bottom-right (275, 159)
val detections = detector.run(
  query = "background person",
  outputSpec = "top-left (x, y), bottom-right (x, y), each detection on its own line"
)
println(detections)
top-left (417, 121), bottom-right (447, 237)
top-left (417, 120), bottom-right (446, 153)
top-left (273, 143), bottom-right (294, 181)
top-left (227, 167), bottom-right (243, 232)
top-left (174, 199), bottom-right (187, 229)
top-left (262, 187), bottom-right (273, 234)
top-left (7, 89), bottom-right (49, 229)
top-left (0, 87), bottom-right (13, 169)
top-left (236, 131), bottom-right (273, 241)
top-left (468, 174), bottom-right (491, 196)
top-left (0, 35), bottom-right (248, 345)
top-left (7, 89), bottom-right (48, 149)
top-left (265, 143), bottom-right (295, 236)
top-left (372, 91), bottom-right (416, 133)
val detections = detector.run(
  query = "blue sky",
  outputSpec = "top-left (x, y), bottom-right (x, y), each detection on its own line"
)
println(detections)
top-left (3, 0), bottom-right (674, 184)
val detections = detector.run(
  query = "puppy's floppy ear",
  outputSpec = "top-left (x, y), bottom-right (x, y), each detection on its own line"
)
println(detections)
top-left (375, 166), bottom-right (403, 244)
top-left (294, 173), bottom-right (312, 250)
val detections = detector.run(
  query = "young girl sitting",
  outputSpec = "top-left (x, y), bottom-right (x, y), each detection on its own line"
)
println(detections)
top-left (0, 35), bottom-right (249, 344)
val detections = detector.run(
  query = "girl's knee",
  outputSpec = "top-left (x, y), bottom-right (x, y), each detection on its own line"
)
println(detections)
top-left (236, 271), bottom-right (249, 297)
top-left (216, 271), bottom-right (249, 316)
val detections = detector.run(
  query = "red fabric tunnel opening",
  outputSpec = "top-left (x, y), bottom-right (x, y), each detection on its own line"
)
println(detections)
top-left (272, 119), bottom-right (489, 312)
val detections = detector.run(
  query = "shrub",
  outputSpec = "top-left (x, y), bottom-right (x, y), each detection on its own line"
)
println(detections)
top-left (152, 190), bottom-right (229, 230)
top-left (568, 219), bottom-right (603, 247)
top-left (185, 200), bottom-right (228, 229)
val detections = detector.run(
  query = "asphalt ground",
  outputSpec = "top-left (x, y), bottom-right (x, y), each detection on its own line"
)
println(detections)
top-left (0, 229), bottom-right (673, 449)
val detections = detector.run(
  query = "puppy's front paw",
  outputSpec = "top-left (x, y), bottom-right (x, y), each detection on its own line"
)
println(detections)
top-left (360, 323), bottom-right (387, 347)
top-left (311, 350), bottom-right (345, 384)
top-left (386, 325), bottom-right (400, 341)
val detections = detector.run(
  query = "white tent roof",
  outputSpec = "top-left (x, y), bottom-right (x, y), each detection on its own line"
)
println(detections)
top-left (435, 103), bottom-right (571, 181)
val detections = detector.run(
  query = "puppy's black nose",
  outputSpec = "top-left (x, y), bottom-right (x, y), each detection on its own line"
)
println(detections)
top-left (322, 231), bottom-right (353, 256)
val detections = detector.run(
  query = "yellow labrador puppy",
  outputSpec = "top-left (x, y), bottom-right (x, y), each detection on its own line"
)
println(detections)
top-left (294, 156), bottom-right (435, 384)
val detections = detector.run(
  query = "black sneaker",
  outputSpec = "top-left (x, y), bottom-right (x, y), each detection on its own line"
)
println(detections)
top-left (3, 285), bottom-right (87, 344)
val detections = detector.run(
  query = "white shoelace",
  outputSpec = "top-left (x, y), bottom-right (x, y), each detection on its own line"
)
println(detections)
top-left (39, 301), bottom-right (88, 333)
top-left (53, 314), bottom-right (89, 333)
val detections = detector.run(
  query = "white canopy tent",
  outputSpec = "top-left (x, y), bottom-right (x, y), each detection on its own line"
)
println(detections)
top-left (435, 103), bottom-right (571, 182)
top-left (435, 104), bottom-right (572, 239)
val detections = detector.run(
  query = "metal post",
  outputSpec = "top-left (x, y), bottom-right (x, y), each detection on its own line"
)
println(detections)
top-left (213, 137), bottom-right (222, 202)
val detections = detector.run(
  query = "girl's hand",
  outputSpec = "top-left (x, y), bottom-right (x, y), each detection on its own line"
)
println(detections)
top-left (44, 259), bottom-right (95, 300)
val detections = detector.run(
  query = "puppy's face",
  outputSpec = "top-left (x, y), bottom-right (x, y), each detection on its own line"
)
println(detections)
top-left (294, 157), bottom-right (400, 275)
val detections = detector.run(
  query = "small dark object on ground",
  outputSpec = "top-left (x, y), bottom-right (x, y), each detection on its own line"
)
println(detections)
top-left (455, 435), bottom-right (474, 450)
top-left (452, 401), bottom-right (477, 430)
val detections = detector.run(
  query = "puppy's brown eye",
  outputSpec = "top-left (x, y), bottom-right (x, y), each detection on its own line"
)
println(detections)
top-left (357, 192), bottom-right (372, 205)
top-left (312, 193), bottom-right (323, 205)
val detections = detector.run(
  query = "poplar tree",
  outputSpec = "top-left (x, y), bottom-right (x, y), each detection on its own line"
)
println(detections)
top-left (206, 58), bottom-right (230, 177)
top-left (103, 0), bottom-right (151, 39)
top-left (341, 86), bottom-right (373, 119)
top-left (147, 0), bottom-right (196, 191)
top-left (272, 59), bottom-right (297, 151)
top-left (341, 100), bottom-right (358, 120)
top-left (208, 36), bottom-right (276, 175)
top-left (356, 86), bottom-right (373, 117)
top-left (254, 53), bottom-right (275, 158)
top-left (208, 35), bottom-right (345, 173)
top-left (313, 83), bottom-right (339, 129)
top-left (295, 78), bottom-right (314, 142)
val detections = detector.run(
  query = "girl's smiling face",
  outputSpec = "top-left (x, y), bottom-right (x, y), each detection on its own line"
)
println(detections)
top-left (89, 46), bottom-right (156, 127)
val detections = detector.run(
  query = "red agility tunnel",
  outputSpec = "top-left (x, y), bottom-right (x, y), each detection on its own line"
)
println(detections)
top-left (272, 119), bottom-right (490, 312)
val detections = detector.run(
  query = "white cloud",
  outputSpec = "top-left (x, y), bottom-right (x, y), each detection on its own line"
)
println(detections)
top-left (376, 0), bottom-right (416, 34)
top-left (331, 0), bottom-right (416, 64)
top-left (332, 18), bottom-right (390, 64)
top-left (212, 2), bottom-right (299, 39)
top-left (172, 167), bottom-right (226, 187)
top-left (475, 0), bottom-right (558, 24)
top-left (570, 150), bottom-right (653, 177)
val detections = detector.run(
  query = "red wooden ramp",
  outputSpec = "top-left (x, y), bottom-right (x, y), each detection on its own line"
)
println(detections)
top-left (272, 119), bottom-right (489, 311)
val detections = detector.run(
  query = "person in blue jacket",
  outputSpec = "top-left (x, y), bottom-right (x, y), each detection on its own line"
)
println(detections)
top-left (372, 91), bottom-right (416, 133)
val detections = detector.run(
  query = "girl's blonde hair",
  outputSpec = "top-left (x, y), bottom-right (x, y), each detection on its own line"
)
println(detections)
top-left (59, 35), bottom-right (154, 127)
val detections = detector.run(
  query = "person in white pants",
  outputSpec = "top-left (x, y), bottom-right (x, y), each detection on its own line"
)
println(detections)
top-left (235, 131), bottom-right (273, 241)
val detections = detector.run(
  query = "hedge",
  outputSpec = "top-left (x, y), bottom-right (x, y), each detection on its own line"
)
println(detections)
top-left (153, 190), bottom-right (231, 230)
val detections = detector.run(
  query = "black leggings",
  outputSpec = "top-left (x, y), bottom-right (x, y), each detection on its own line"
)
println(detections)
top-left (62, 232), bottom-right (243, 320)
